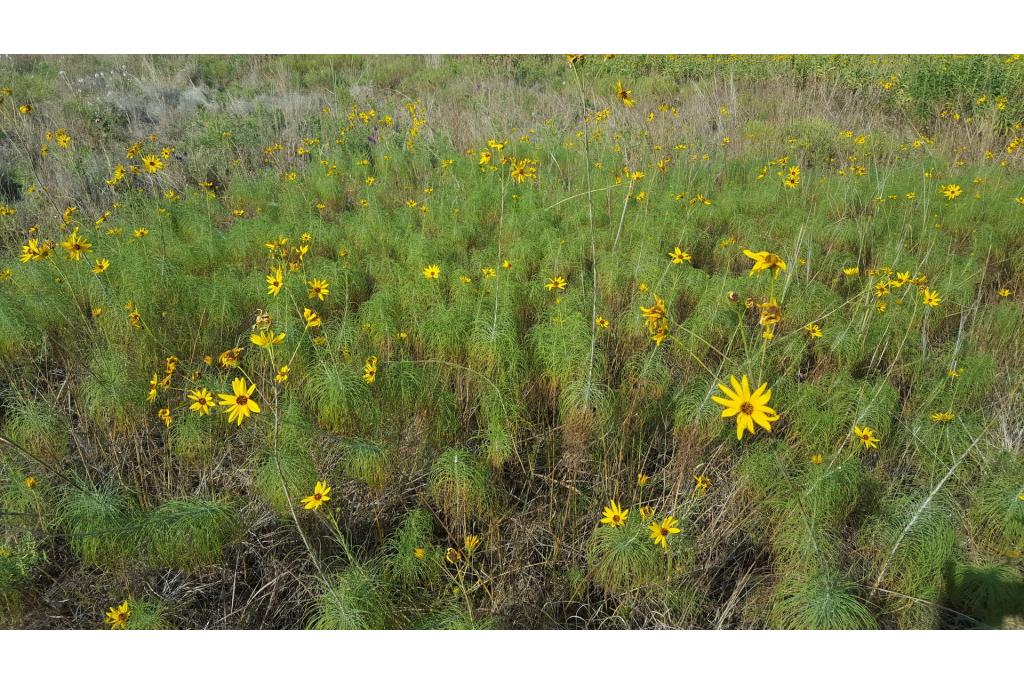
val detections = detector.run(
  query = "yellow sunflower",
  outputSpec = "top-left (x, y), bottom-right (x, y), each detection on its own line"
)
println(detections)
top-left (188, 388), bottom-right (214, 415)
top-left (301, 481), bottom-right (331, 510)
top-left (743, 249), bottom-right (787, 278)
top-left (711, 375), bottom-right (779, 440)
top-left (218, 377), bottom-right (260, 426)
top-left (266, 267), bottom-right (284, 296)
top-left (307, 278), bottom-right (330, 301)
top-left (599, 499), bottom-right (629, 528)
top-left (648, 515), bottom-right (681, 549)
top-left (104, 601), bottom-right (130, 629)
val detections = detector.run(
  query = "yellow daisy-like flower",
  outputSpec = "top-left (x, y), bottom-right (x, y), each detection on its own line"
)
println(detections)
top-left (615, 81), bottom-right (634, 108)
top-left (694, 474), bottom-right (711, 493)
top-left (510, 158), bottom-right (537, 183)
top-left (595, 316), bottom-right (610, 329)
top-left (91, 258), bottom-right (110, 274)
top-left (363, 355), bottom-right (378, 384)
top-left (157, 407), bottom-right (172, 427)
top-left (758, 297), bottom-right (782, 327)
top-left (218, 377), bottom-right (260, 426)
top-left (546, 276), bottom-right (567, 291)
top-left (275, 365), bottom-right (290, 383)
top-left (648, 515), bottom-right (681, 549)
top-left (853, 425), bottom-right (879, 449)
top-left (941, 184), bottom-right (962, 200)
top-left (600, 499), bottom-right (629, 528)
top-left (743, 249), bottom-right (787, 278)
top-left (61, 228), bottom-right (92, 261)
top-left (218, 347), bottom-right (242, 368)
top-left (188, 388), bottom-right (214, 415)
top-left (804, 323), bottom-right (823, 338)
top-left (301, 481), bottom-right (331, 510)
top-left (711, 375), bottom-right (779, 440)
top-left (104, 601), bottom-right (130, 629)
top-left (19, 238), bottom-right (52, 262)
top-left (423, 264), bottom-right (441, 280)
top-left (997, 288), bottom-right (1013, 298)
top-left (640, 294), bottom-right (669, 346)
top-left (930, 411), bottom-right (956, 423)
top-left (922, 288), bottom-right (941, 307)
top-left (668, 246), bottom-right (692, 264)
top-left (303, 308), bottom-right (322, 329)
top-left (307, 278), bottom-right (329, 301)
top-left (464, 535), bottom-right (481, 554)
top-left (266, 267), bottom-right (284, 296)
top-left (142, 155), bottom-right (164, 174)
top-left (250, 329), bottom-right (286, 348)
top-left (146, 373), bottom-right (159, 403)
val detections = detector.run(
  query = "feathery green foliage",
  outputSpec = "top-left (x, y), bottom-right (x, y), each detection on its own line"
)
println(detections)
top-left (1, 53), bottom-right (1023, 630)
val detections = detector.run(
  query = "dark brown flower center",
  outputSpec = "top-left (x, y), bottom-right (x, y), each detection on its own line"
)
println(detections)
top-left (740, 402), bottom-right (754, 415)
top-left (236, 395), bottom-right (248, 405)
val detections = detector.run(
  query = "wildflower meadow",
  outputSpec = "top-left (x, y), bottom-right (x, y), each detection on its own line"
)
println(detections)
top-left (2, 54), bottom-right (1023, 630)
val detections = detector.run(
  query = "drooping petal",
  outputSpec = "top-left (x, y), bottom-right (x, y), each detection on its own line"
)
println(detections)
top-left (752, 410), bottom-right (775, 432)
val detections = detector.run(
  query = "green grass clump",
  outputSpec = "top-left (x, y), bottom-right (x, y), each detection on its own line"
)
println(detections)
top-left (58, 484), bottom-right (143, 568)
top-left (428, 448), bottom-right (491, 521)
top-left (588, 513), bottom-right (662, 594)
top-left (969, 455), bottom-right (1024, 554)
top-left (2, 396), bottom-right (68, 465)
top-left (144, 497), bottom-right (240, 570)
top-left (123, 598), bottom-right (171, 630)
top-left (385, 508), bottom-right (442, 590)
top-left (770, 569), bottom-right (878, 629)
top-left (254, 448), bottom-right (318, 517)
top-left (339, 439), bottom-right (392, 490)
top-left (308, 566), bottom-right (393, 630)
top-left (0, 534), bottom-right (41, 620)
top-left (302, 362), bottom-right (373, 433)
top-left (944, 563), bottom-right (1024, 628)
